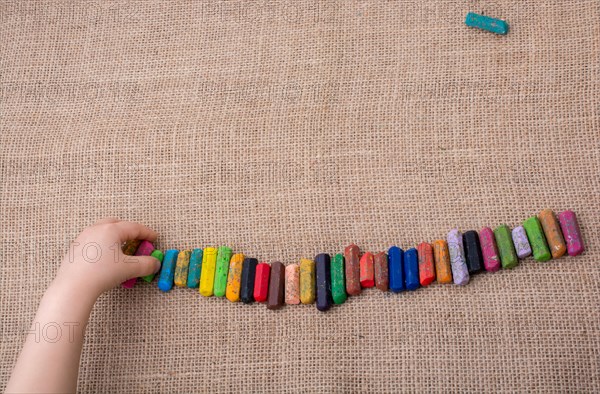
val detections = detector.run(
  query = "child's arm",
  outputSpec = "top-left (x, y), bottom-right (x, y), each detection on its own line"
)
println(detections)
top-left (6, 218), bottom-right (161, 394)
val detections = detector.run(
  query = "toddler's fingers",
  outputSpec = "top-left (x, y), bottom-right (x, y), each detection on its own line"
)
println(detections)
top-left (123, 255), bottom-right (161, 279)
top-left (115, 221), bottom-right (158, 243)
top-left (94, 217), bottom-right (121, 226)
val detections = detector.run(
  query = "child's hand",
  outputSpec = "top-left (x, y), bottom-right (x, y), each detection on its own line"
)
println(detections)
top-left (7, 218), bottom-right (161, 393)
top-left (54, 218), bottom-right (161, 299)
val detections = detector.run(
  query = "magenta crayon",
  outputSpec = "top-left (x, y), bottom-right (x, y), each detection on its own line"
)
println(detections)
top-left (122, 240), bottom-right (154, 288)
top-left (558, 210), bottom-right (585, 256)
top-left (479, 227), bottom-right (500, 272)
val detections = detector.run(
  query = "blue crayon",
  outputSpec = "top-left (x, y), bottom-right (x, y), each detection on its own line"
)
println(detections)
top-left (465, 12), bottom-right (509, 35)
top-left (186, 248), bottom-right (203, 288)
top-left (315, 253), bottom-right (332, 312)
top-left (388, 246), bottom-right (405, 293)
top-left (240, 257), bottom-right (258, 304)
top-left (404, 248), bottom-right (420, 291)
top-left (158, 249), bottom-right (179, 292)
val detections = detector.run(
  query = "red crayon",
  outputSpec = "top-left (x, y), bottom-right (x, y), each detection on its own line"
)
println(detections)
top-left (359, 252), bottom-right (375, 288)
top-left (253, 262), bottom-right (271, 302)
top-left (417, 242), bottom-right (435, 286)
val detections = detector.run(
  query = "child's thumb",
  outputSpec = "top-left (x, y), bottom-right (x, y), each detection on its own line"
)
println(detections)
top-left (125, 255), bottom-right (161, 279)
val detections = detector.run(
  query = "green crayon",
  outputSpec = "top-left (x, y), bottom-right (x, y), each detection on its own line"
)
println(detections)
top-left (494, 225), bottom-right (518, 269)
top-left (330, 253), bottom-right (347, 305)
top-left (523, 216), bottom-right (552, 262)
top-left (213, 246), bottom-right (233, 297)
top-left (142, 250), bottom-right (164, 283)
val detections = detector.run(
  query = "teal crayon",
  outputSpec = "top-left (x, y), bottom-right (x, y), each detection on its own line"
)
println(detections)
top-left (158, 249), bottom-right (179, 292)
top-left (187, 248), bottom-right (203, 288)
top-left (465, 12), bottom-right (509, 35)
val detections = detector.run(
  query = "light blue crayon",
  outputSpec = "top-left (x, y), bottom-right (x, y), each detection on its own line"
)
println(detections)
top-left (187, 248), bottom-right (203, 288)
top-left (158, 249), bottom-right (179, 292)
top-left (465, 12), bottom-right (509, 35)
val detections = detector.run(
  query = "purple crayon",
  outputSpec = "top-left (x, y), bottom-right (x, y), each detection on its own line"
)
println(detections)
top-left (447, 229), bottom-right (470, 286)
top-left (512, 226), bottom-right (532, 259)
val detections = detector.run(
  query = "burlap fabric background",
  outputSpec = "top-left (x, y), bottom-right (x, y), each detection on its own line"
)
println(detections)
top-left (1, 1), bottom-right (599, 392)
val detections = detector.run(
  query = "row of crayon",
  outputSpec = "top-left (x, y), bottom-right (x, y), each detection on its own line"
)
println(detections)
top-left (121, 209), bottom-right (584, 312)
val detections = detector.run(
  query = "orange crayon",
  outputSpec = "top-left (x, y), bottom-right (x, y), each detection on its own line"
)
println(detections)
top-left (433, 240), bottom-right (452, 284)
top-left (539, 209), bottom-right (567, 259)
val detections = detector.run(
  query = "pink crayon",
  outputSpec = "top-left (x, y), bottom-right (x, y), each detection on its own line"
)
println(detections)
top-left (479, 227), bottom-right (501, 272)
top-left (122, 240), bottom-right (155, 288)
top-left (558, 211), bottom-right (584, 256)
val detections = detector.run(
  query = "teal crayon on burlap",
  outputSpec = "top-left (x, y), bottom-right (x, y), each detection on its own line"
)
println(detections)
top-left (158, 249), bottom-right (179, 292)
top-left (330, 253), bottom-right (347, 305)
top-left (465, 12), bottom-right (509, 35)
top-left (187, 248), bottom-right (203, 288)
top-left (523, 216), bottom-right (552, 262)
top-left (494, 225), bottom-right (518, 269)
top-left (142, 250), bottom-right (164, 283)
top-left (213, 246), bottom-right (233, 297)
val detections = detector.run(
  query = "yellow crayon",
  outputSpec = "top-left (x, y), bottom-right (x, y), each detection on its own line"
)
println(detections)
top-left (174, 250), bottom-right (191, 287)
top-left (299, 258), bottom-right (316, 304)
top-left (225, 253), bottom-right (245, 302)
top-left (199, 247), bottom-right (217, 297)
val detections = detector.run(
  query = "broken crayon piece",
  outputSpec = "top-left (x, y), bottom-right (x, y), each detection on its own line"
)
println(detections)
top-left (240, 257), bottom-right (258, 304)
top-left (315, 254), bottom-right (332, 312)
top-left (158, 249), bottom-right (179, 292)
top-left (512, 226), bottom-right (532, 259)
top-left (285, 263), bottom-right (300, 305)
top-left (174, 249), bottom-right (191, 287)
top-left (213, 246), bottom-right (233, 297)
top-left (142, 249), bottom-right (163, 283)
top-left (123, 240), bottom-right (154, 288)
top-left (433, 240), bottom-right (452, 283)
top-left (479, 227), bottom-right (501, 272)
top-left (465, 12), bottom-right (509, 35)
top-left (388, 246), bottom-right (405, 293)
top-left (253, 262), bottom-right (271, 302)
top-left (225, 253), bottom-right (244, 302)
top-left (558, 210), bottom-right (584, 256)
top-left (121, 240), bottom-right (142, 288)
top-left (404, 248), bottom-right (420, 291)
top-left (344, 244), bottom-right (361, 296)
top-left (523, 216), bottom-right (551, 262)
top-left (463, 231), bottom-right (483, 274)
top-left (539, 209), bottom-right (567, 259)
top-left (299, 258), bottom-right (316, 304)
top-left (267, 261), bottom-right (285, 310)
top-left (417, 243), bottom-right (435, 286)
top-left (122, 239), bottom-right (141, 256)
top-left (331, 253), bottom-right (347, 304)
top-left (186, 248), bottom-right (203, 288)
top-left (374, 252), bottom-right (389, 291)
top-left (359, 252), bottom-right (375, 288)
top-left (448, 229), bottom-right (469, 285)
top-left (494, 225), bottom-right (518, 269)
top-left (199, 247), bottom-right (218, 297)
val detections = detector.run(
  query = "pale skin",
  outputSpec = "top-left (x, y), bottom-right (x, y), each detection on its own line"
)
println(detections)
top-left (6, 218), bottom-right (161, 394)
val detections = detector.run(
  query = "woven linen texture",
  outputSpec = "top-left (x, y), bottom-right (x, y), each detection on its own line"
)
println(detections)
top-left (1, 1), bottom-right (599, 392)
